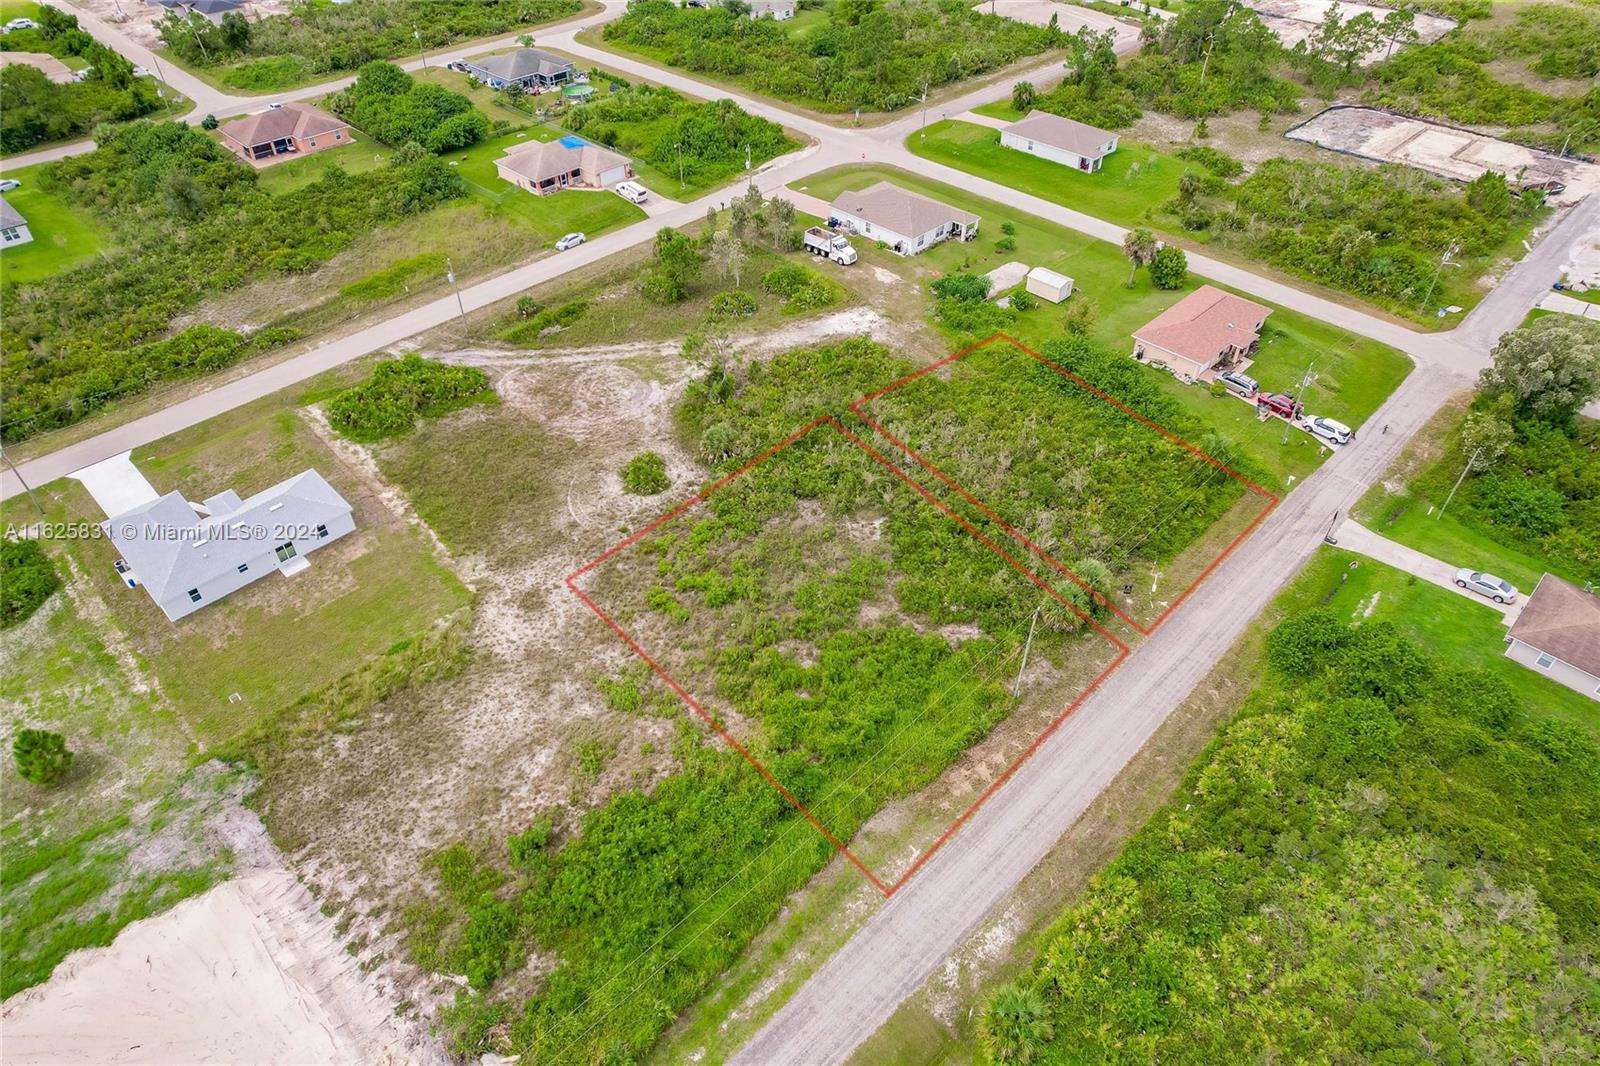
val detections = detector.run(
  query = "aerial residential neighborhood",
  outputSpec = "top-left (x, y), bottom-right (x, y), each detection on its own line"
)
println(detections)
top-left (1, 1), bottom-right (1597, 1064)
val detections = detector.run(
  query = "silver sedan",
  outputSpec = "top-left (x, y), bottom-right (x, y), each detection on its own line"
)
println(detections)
top-left (1454, 568), bottom-right (1518, 604)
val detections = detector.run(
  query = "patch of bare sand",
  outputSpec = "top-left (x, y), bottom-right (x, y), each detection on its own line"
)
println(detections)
top-left (0, 802), bottom-right (440, 1066)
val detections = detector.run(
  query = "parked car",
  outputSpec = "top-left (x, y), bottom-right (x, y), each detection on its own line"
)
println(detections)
top-left (1307, 416), bottom-right (1353, 445)
top-left (1257, 392), bottom-right (1299, 420)
top-left (4, 17), bottom-right (38, 31)
top-left (555, 232), bottom-right (587, 251)
top-left (1216, 370), bottom-right (1257, 397)
top-left (613, 181), bottom-right (648, 205)
top-left (132, 66), bottom-right (152, 77)
top-left (1454, 569), bottom-right (1518, 604)
top-left (0, 179), bottom-right (20, 192)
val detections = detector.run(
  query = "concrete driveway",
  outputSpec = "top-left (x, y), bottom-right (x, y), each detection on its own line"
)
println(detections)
top-left (1333, 519), bottom-right (1523, 622)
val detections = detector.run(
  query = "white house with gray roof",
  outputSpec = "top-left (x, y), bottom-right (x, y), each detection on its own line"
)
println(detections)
top-left (101, 468), bottom-right (355, 621)
top-left (1001, 110), bottom-right (1119, 172)
top-left (462, 47), bottom-right (575, 90)
top-left (829, 181), bottom-right (980, 256)
top-left (0, 195), bottom-right (32, 247)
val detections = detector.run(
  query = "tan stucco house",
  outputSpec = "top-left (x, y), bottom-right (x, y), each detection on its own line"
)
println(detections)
top-left (220, 103), bottom-right (352, 163)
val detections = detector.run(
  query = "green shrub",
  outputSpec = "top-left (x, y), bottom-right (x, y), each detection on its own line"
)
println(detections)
top-left (12, 729), bottom-right (73, 786)
top-left (994, 236), bottom-right (1017, 253)
top-left (507, 819), bottom-right (553, 871)
top-left (709, 289), bottom-right (757, 318)
top-left (930, 273), bottom-right (991, 302)
top-left (1010, 288), bottom-right (1036, 312)
top-left (499, 299), bottom-right (589, 344)
top-left (1149, 245), bottom-right (1189, 290)
top-left (760, 263), bottom-right (839, 313)
top-left (0, 540), bottom-right (61, 629)
top-left (1175, 145), bottom-right (1244, 177)
top-left (621, 451), bottom-right (670, 496)
top-left (327, 355), bottom-right (491, 441)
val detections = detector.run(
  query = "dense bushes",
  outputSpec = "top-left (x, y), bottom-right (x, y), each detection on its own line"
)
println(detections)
top-left (0, 9), bottom-right (160, 151)
top-left (604, 0), bottom-right (1059, 112)
top-left (327, 355), bottom-right (492, 442)
top-left (989, 609), bottom-right (1600, 1062)
top-left (157, 0), bottom-right (582, 89)
top-left (332, 62), bottom-right (489, 152)
top-left (0, 122), bottom-right (466, 441)
top-left (620, 451), bottom-right (670, 496)
top-left (564, 85), bottom-right (795, 190)
top-left (1, 539), bottom-right (60, 629)
top-left (760, 262), bottom-right (840, 313)
top-left (11, 728), bottom-right (73, 786)
top-left (498, 299), bottom-right (589, 344)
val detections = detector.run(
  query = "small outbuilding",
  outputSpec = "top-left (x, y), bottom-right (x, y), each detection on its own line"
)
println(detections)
top-left (1001, 110), bottom-right (1119, 173)
top-left (1026, 266), bottom-right (1073, 303)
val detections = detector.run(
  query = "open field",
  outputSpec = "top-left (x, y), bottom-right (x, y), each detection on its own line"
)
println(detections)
top-left (792, 165), bottom-right (1412, 488)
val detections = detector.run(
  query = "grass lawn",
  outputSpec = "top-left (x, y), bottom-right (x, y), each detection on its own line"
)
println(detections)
top-left (1281, 546), bottom-right (1598, 738)
top-left (908, 119), bottom-right (1187, 230)
top-left (792, 164), bottom-right (1412, 488)
top-left (413, 64), bottom-right (553, 129)
top-left (41, 398), bottom-right (470, 749)
top-left (446, 128), bottom-right (647, 239)
top-left (0, 162), bottom-right (110, 284)
top-left (250, 138), bottom-right (397, 194)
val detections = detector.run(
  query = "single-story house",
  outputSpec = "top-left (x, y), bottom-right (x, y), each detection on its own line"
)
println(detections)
top-left (495, 135), bottom-right (633, 195)
top-left (0, 50), bottom-right (74, 84)
top-left (748, 0), bottom-right (798, 18)
top-left (0, 195), bottom-right (33, 248)
top-left (1131, 284), bottom-right (1271, 381)
top-left (154, 0), bottom-right (246, 24)
top-left (1000, 110), bottom-right (1119, 172)
top-left (1026, 266), bottom-right (1073, 303)
top-left (102, 468), bottom-right (355, 622)
top-left (830, 181), bottom-right (980, 256)
top-left (1504, 574), bottom-right (1600, 702)
top-left (219, 103), bottom-right (352, 163)
top-left (462, 47), bottom-right (575, 91)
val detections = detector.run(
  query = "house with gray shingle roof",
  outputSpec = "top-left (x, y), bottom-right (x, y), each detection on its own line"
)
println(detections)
top-left (830, 181), bottom-right (980, 256)
top-left (0, 195), bottom-right (32, 248)
top-left (463, 48), bottom-right (575, 90)
top-left (102, 468), bottom-right (355, 621)
top-left (1505, 574), bottom-right (1600, 702)
top-left (1001, 110), bottom-right (1119, 172)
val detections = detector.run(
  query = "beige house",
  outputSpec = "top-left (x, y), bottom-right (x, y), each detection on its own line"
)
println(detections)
top-left (220, 103), bottom-right (352, 163)
top-left (830, 181), bottom-right (979, 256)
top-left (495, 136), bottom-right (633, 195)
top-left (0, 51), bottom-right (74, 84)
top-left (1131, 285), bottom-right (1271, 382)
top-left (1505, 574), bottom-right (1600, 702)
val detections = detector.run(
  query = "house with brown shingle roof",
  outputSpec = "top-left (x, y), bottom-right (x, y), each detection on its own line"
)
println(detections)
top-left (830, 181), bottom-right (980, 256)
top-left (1505, 574), bottom-right (1600, 702)
top-left (494, 135), bottom-right (634, 195)
top-left (1131, 284), bottom-right (1271, 382)
top-left (1001, 110), bottom-right (1119, 172)
top-left (219, 103), bottom-right (352, 164)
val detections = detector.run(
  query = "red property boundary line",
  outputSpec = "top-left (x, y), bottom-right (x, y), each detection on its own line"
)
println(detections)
top-left (851, 333), bottom-right (1281, 636)
top-left (566, 416), bottom-right (1130, 898)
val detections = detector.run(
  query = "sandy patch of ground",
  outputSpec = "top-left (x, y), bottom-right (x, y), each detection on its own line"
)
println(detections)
top-left (1287, 106), bottom-right (1600, 203)
top-left (985, 0), bottom-right (1142, 50)
top-left (1245, 0), bottom-right (1454, 64)
top-left (75, 0), bottom-right (292, 49)
top-left (0, 799), bottom-right (440, 1066)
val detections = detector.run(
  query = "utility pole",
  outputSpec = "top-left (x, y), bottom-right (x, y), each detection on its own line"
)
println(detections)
top-left (446, 257), bottom-right (465, 319)
top-left (1438, 446), bottom-right (1483, 518)
top-left (1418, 240), bottom-right (1459, 314)
top-left (150, 55), bottom-right (175, 117)
top-left (1, 447), bottom-right (42, 515)
top-left (920, 85), bottom-right (928, 143)
top-left (414, 25), bottom-right (427, 68)
top-left (675, 141), bottom-right (684, 188)
top-left (745, 142), bottom-right (751, 171)
top-left (1282, 360), bottom-right (1315, 445)
top-left (1012, 606), bottom-right (1041, 698)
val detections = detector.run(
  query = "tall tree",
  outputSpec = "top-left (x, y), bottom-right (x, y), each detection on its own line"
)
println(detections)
top-left (1479, 316), bottom-right (1600, 421)
top-left (1122, 227), bottom-right (1159, 286)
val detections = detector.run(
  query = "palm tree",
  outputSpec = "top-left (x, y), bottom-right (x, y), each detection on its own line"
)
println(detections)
top-left (1122, 227), bottom-right (1159, 287)
top-left (980, 983), bottom-right (1054, 1065)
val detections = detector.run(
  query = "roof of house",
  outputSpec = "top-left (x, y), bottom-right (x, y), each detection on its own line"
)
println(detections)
top-left (496, 136), bottom-right (628, 184)
top-left (221, 103), bottom-right (348, 148)
top-left (155, 0), bottom-right (244, 13)
top-left (1132, 284), bottom-right (1271, 364)
top-left (105, 470), bottom-right (352, 604)
top-left (0, 195), bottom-right (26, 230)
top-left (1508, 574), bottom-right (1600, 677)
top-left (1003, 110), bottom-right (1117, 157)
top-left (0, 50), bottom-right (75, 83)
top-left (831, 181), bottom-right (979, 239)
top-left (469, 47), bottom-right (575, 81)
top-left (748, 0), bottom-right (797, 13)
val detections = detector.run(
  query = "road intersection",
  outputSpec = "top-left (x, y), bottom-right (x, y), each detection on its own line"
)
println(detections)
top-left (2, 4), bottom-right (1593, 1061)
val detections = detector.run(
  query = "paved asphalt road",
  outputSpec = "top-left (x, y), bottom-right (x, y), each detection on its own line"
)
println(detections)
top-left (1, 4), bottom-right (1592, 1061)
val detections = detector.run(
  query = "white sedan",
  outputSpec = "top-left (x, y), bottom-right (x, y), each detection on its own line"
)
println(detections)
top-left (1454, 568), bottom-right (1518, 604)
top-left (0, 178), bottom-right (20, 192)
top-left (555, 232), bottom-right (587, 251)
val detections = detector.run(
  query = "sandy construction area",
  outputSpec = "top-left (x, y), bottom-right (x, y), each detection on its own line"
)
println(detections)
top-left (985, 0), bottom-right (1144, 50)
top-left (1, 819), bottom-right (441, 1066)
top-left (1245, 0), bottom-right (1454, 64)
top-left (1287, 106), bottom-right (1600, 204)
top-left (72, 0), bottom-right (292, 49)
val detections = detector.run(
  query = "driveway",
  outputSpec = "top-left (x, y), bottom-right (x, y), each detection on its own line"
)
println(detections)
top-left (1332, 519), bottom-right (1523, 621)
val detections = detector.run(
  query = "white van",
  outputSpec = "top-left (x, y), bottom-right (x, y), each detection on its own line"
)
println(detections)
top-left (614, 181), bottom-right (649, 204)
